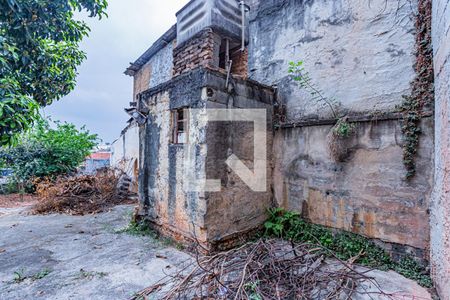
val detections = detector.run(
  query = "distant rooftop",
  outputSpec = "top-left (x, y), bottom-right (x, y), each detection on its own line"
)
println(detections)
top-left (87, 152), bottom-right (111, 160)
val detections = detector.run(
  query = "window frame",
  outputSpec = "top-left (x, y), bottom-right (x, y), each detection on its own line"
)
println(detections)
top-left (171, 108), bottom-right (188, 145)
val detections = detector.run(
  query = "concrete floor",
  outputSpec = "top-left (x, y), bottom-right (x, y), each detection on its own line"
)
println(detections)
top-left (0, 205), bottom-right (191, 300)
top-left (0, 205), bottom-right (433, 300)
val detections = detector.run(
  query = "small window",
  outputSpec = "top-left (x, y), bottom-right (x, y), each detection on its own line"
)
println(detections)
top-left (171, 108), bottom-right (188, 144)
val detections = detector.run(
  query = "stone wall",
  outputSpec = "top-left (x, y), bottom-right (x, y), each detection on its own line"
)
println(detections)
top-left (431, 0), bottom-right (450, 297)
top-left (248, 0), bottom-right (434, 255)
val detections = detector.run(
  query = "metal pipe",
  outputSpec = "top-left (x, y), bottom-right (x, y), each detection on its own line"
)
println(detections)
top-left (225, 38), bottom-right (230, 71)
top-left (240, 0), bottom-right (245, 51)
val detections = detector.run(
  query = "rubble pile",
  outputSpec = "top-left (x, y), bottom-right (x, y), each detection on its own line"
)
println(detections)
top-left (33, 169), bottom-right (132, 215)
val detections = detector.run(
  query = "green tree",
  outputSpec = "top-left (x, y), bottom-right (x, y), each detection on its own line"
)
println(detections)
top-left (0, 0), bottom-right (107, 145)
top-left (0, 117), bottom-right (98, 189)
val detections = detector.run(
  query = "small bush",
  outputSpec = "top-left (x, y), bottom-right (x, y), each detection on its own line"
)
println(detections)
top-left (0, 117), bottom-right (98, 190)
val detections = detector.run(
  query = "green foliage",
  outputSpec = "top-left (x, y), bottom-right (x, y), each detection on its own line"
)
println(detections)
top-left (333, 117), bottom-right (356, 138)
top-left (244, 281), bottom-right (262, 300)
top-left (0, 0), bottom-right (108, 145)
top-left (76, 269), bottom-right (108, 280)
top-left (32, 268), bottom-right (51, 280)
top-left (393, 256), bottom-right (433, 288)
top-left (289, 61), bottom-right (356, 158)
top-left (264, 208), bottom-right (433, 288)
top-left (13, 269), bottom-right (26, 283)
top-left (118, 220), bottom-right (185, 250)
top-left (288, 61), bottom-right (340, 119)
top-left (117, 220), bottom-right (157, 238)
top-left (398, 0), bottom-right (433, 179)
top-left (0, 117), bottom-right (98, 189)
top-left (0, 180), bottom-right (20, 195)
top-left (12, 268), bottom-right (52, 283)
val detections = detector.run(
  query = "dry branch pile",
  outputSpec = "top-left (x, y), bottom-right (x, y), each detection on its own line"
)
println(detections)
top-left (33, 169), bottom-right (132, 215)
top-left (132, 239), bottom-right (389, 300)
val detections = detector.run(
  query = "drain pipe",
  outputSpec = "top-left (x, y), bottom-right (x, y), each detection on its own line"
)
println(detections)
top-left (238, 1), bottom-right (250, 51)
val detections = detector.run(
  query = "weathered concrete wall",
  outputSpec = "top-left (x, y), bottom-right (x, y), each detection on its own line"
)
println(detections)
top-left (111, 135), bottom-right (124, 168)
top-left (137, 68), bottom-right (274, 249)
top-left (248, 0), bottom-right (434, 254)
top-left (133, 42), bottom-right (174, 99)
top-left (133, 62), bottom-right (152, 100)
top-left (273, 118), bottom-right (433, 251)
top-left (111, 124), bottom-right (140, 191)
top-left (148, 41), bottom-right (175, 88)
top-left (248, 0), bottom-right (417, 120)
top-left (203, 72), bottom-right (274, 249)
top-left (139, 87), bottom-right (208, 243)
top-left (431, 0), bottom-right (450, 297)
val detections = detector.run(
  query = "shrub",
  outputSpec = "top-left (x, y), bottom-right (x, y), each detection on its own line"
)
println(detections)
top-left (0, 118), bottom-right (98, 190)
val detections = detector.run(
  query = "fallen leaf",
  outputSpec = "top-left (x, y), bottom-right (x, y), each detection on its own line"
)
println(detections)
top-left (156, 254), bottom-right (168, 259)
top-left (0, 248), bottom-right (5, 253)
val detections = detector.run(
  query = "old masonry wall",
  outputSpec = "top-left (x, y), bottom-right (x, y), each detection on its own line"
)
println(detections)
top-left (137, 68), bottom-right (274, 250)
top-left (248, 0), bottom-right (434, 258)
top-left (431, 0), bottom-right (450, 297)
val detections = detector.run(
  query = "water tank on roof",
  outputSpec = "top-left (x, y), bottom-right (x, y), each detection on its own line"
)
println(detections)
top-left (176, 0), bottom-right (249, 45)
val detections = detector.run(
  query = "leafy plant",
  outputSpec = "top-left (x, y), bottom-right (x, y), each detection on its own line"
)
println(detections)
top-left (32, 268), bottom-right (51, 280)
top-left (76, 269), bottom-right (108, 279)
top-left (13, 269), bottom-right (26, 283)
top-left (244, 281), bottom-right (262, 300)
top-left (333, 117), bottom-right (356, 138)
top-left (0, 0), bottom-right (108, 146)
top-left (398, 0), bottom-right (433, 179)
top-left (0, 117), bottom-right (98, 191)
top-left (288, 61), bottom-right (340, 119)
top-left (117, 220), bottom-right (157, 238)
top-left (264, 208), bottom-right (432, 288)
top-left (289, 61), bottom-right (357, 161)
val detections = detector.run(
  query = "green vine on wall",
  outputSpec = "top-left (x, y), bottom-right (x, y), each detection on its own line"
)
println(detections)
top-left (399, 0), bottom-right (434, 179)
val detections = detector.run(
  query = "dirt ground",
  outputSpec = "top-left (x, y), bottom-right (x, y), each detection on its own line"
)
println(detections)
top-left (0, 194), bottom-right (38, 209)
top-left (0, 202), bottom-right (433, 300)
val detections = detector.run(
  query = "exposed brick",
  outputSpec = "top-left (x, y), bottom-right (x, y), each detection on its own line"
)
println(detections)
top-left (230, 48), bottom-right (248, 78)
top-left (173, 28), bottom-right (221, 77)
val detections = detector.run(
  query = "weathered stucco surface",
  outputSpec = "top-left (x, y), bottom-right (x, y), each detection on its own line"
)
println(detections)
top-left (248, 0), bottom-right (434, 254)
top-left (431, 0), bottom-right (450, 297)
top-left (273, 118), bottom-right (433, 251)
top-left (138, 68), bottom-right (274, 249)
top-left (133, 41), bottom-right (174, 99)
top-left (248, 0), bottom-right (417, 120)
top-left (111, 124), bottom-right (140, 191)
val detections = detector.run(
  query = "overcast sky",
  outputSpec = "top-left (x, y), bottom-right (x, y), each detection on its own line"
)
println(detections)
top-left (42, 0), bottom-right (188, 143)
